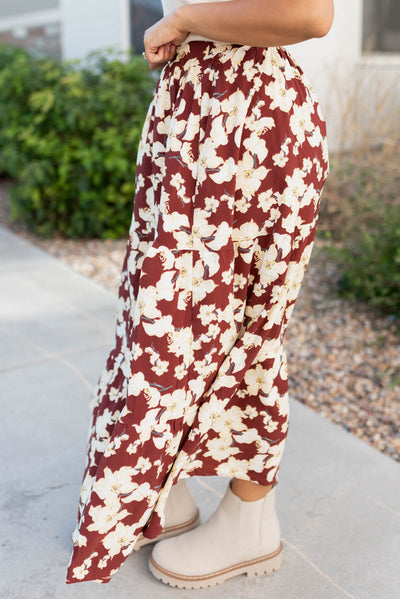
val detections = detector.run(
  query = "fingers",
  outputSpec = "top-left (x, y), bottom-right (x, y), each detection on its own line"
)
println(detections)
top-left (149, 43), bottom-right (167, 68)
top-left (145, 42), bottom-right (176, 70)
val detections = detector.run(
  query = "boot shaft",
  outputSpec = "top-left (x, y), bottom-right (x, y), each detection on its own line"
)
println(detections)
top-left (164, 479), bottom-right (198, 527)
top-left (233, 482), bottom-right (281, 556)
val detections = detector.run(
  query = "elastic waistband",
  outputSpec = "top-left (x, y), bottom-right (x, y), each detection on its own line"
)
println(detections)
top-left (175, 39), bottom-right (256, 61)
top-left (173, 40), bottom-right (304, 80)
top-left (181, 32), bottom-right (232, 46)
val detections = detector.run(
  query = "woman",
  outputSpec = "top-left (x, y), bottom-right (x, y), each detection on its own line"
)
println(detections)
top-left (66, 0), bottom-right (333, 589)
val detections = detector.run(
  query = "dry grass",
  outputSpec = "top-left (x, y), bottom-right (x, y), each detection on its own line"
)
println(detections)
top-left (317, 64), bottom-right (400, 242)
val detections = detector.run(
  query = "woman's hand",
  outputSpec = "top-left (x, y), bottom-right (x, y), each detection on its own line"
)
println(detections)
top-left (143, 12), bottom-right (189, 70)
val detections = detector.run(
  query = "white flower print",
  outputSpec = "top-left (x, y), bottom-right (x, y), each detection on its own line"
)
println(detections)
top-left (157, 113), bottom-right (186, 141)
top-left (143, 314), bottom-right (176, 341)
top-left (170, 171), bottom-right (185, 188)
top-left (183, 110), bottom-right (201, 141)
top-left (102, 522), bottom-right (138, 558)
top-left (265, 77), bottom-right (298, 112)
top-left (198, 303), bottom-right (218, 325)
top-left (244, 405), bottom-right (258, 419)
top-left (204, 195), bottom-right (220, 212)
top-left (243, 131), bottom-right (268, 163)
top-left (216, 457), bottom-right (251, 479)
top-left (79, 473), bottom-right (95, 507)
top-left (245, 106), bottom-right (275, 136)
top-left (257, 336), bottom-right (283, 362)
top-left (204, 435), bottom-right (239, 461)
top-left (233, 271), bottom-right (248, 291)
top-left (93, 467), bottom-right (136, 501)
top-left (277, 391), bottom-right (289, 418)
top-left (225, 66), bottom-right (238, 84)
top-left (133, 284), bottom-right (160, 323)
top-left (220, 90), bottom-right (251, 133)
top-left (244, 303), bottom-right (265, 323)
top-left (264, 442), bottom-right (287, 482)
top-left (234, 195), bottom-right (251, 216)
top-left (103, 433), bottom-right (129, 458)
top-left (131, 409), bottom-right (160, 443)
top-left (233, 220), bottom-right (261, 243)
top-left (280, 358), bottom-right (288, 381)
top-left (159, 388), bottom-right (187, 422)
top-left (72, 552), bottom-right (98, 580)
top-left (209, 114), bottom-right (229, 148)
top-left (195, 140), bottom-right (227, 185)
top-left (272, 136), bottom-right (292, 168)
top-left (244, 363), bottom-right (275, 399)
top-left (121, 481), bottom-right (158, 505)
top-left (175, 361), bottom-right (188, 381)
top-left (258, 247), bottom-right (288, 286)
top-left (237, 150), bottom-right (270, 197)
top-left (87, 494), bottom-right (130, 535)
top-left (71, 529), bottom-right (88, 548)
top-left (197, 394), bottom-right (227, 436)
top-left (301, 183), bottom-right (318, 208)
top-left (262, 412), bottom-right (280, 434)
top-left (215, 405), bottom-right (246, 434)
top-left (272, 232), bottom-right (294, 259)
top-left (290, 102), bottom-right (314, 144)
top-left (127, 371), bottom-right (161, 409)
top-left (307, 124), bottom-right (323, 148)
top-left (135, 457), bottom-right (152, 474)
top-left (248, 453), bottom-right (268, 473)
top-left (167, 326), bottom-right (193, 361)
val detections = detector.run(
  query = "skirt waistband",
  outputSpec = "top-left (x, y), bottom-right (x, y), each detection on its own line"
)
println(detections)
top-left (173, 40), bottom-right (305, 82)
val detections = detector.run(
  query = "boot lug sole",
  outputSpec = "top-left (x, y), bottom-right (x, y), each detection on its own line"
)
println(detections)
top-left (149, 540), bottom-right (283, 589)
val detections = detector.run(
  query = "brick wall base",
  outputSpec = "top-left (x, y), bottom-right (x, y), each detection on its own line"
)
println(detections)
top-left (0, 22), bottom-right (61, 60)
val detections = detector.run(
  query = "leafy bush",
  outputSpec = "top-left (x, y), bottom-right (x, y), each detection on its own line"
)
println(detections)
top-left (0, 44), bottom-right (46, 178)
top-left (324, 203), bottom-right (400, 318)
top-left (319, 152), bottom-right (400, 319)
top-left (0, 45), bottom-right (156, 238)
top-left (314, 65), bottom-right (400, 320)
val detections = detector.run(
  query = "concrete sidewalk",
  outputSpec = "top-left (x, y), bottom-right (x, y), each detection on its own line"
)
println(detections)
top-left (0, 224), bottom-right (399, 599)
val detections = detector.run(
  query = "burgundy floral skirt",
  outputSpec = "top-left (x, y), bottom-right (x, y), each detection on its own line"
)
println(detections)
top-left (66, 40), bottom-right (329, 584)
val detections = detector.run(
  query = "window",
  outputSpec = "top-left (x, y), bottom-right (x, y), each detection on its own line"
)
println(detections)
top-left (363, 0), bottom-right (400, 53)
top-left (130, 0), bottom-right (163, 53)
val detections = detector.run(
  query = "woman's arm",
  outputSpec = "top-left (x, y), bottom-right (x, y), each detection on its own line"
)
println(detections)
top-left (178, 0), bottom-right (334, 46)
top-left (144, 0), bottom-right (334, 70)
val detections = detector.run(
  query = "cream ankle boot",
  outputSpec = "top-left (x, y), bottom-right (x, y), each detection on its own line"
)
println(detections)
top-left (148, 479), bottom-right (283, 588)
top-left (134, 479), bottom-right (200, 550)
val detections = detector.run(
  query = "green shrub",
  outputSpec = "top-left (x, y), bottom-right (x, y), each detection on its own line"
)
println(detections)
top-left (321, 147), bottom-right (400, 320)
top-left (0, 45), bottom-right (156, 238)
top-left (315, 68), bottom-right (400, 321)
top-left (0, 44), bottom-right (47, 178)
top-left (322, 178), bottom-right (400, 319)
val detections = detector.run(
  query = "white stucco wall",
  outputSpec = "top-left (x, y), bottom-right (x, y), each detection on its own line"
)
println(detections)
top-left (288, 0), bottom-right (364, 151)
top-left (0, 0), bottom-right (59, 19)
top-left (289, 0), bottom-right (400, 151)
top-left (289, 0), bottom-right (363, 94)
top-left (59, 0), bottom-right (130, 61)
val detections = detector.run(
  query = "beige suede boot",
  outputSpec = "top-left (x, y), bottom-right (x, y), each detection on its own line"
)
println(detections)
top-left (134, 479), bottom-right (200, 550)
top-left (148, 479), bottom-right (283, 588)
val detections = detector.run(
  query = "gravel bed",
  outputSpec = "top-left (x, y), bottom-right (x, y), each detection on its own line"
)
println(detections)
top-left (1, 180), bottom-right (399, 462)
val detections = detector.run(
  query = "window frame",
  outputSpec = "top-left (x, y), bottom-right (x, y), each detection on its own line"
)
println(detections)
top-left (362, 0), bottom-right (400, 58)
